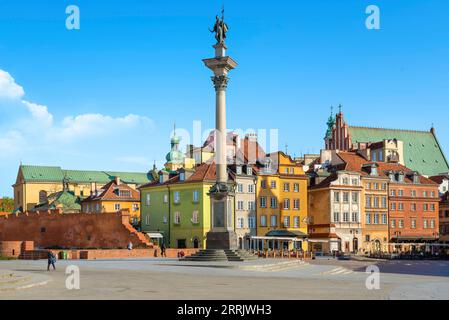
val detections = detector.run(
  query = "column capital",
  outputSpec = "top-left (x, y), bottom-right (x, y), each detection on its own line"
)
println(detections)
top-left (211, 75), bottom-right (229, 91)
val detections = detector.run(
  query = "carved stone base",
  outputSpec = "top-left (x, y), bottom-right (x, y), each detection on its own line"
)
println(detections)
top-left (206, 230), bottom-right (238, 250)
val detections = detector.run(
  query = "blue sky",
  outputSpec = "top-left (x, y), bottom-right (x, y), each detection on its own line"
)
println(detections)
top-left (1, 0), bottom-right (448, 196)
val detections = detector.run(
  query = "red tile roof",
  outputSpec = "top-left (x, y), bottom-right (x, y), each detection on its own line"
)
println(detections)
top-left (429, 175), bottom-right (448, 185)
top-left (82, 180), bottom-right (140, 202)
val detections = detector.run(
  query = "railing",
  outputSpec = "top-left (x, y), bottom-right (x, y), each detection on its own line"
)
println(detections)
top-left (249, 249), bottom-right (313, 260)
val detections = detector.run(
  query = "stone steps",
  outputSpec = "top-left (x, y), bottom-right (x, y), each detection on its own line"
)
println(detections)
top-left (183, 249), bottom-right (258, 262)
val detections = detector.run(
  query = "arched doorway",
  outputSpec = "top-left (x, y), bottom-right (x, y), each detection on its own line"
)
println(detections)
top-left (373, 240), bottom-right (381, 253)
top-left (353, 238), bottom-right (359, 252)
top-left (193, 238), bottom-right (199, 248)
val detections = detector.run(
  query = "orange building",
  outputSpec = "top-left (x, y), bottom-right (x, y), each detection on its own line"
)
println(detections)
top-left (81, 177), bottom-right (141, 228)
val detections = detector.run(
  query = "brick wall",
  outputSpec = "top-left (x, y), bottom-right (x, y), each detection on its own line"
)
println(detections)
top-left (0, 209), bottom-right (151, 249)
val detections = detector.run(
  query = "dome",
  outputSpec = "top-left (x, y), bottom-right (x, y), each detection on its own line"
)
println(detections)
top-left (166, 150), bottom-right (184, 164)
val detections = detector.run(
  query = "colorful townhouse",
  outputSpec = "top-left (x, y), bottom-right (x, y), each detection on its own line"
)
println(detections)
top-left (256, 151), bottom-right (309, 250)
top-left (139, 164), bottom-right (217, 249)
top-left (439, 192), bottom-right (449, 244)
top-left (308, 168), bottom-right (363, 253)
top-left (337, 152), bottom-right (390, 254)
top-left (81, 177), bottom-right (141, 228)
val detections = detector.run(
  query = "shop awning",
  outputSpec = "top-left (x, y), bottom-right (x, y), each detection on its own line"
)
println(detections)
top-left (146, 232), bottom-right (164, 239)
top-left (265, 230), bottom-right (308, 238)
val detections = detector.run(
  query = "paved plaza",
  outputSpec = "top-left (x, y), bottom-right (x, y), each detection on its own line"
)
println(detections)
top-left (1, 258), bottom-right (449, 300)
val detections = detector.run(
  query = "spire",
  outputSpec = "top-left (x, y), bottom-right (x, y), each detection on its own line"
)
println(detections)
top-left (338, 104), bottom-right (342, 114)
top-left (325, 105), bottom-right (336, 140)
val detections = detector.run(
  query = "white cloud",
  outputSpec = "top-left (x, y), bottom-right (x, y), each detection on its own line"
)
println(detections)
top-left (22, 100), bottom-right (54, 127)
top-left (0, 70), bottom-right (25, 99)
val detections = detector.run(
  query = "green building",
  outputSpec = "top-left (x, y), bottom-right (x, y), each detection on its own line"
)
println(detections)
top-left (139, 164), bottom-right (218, 249)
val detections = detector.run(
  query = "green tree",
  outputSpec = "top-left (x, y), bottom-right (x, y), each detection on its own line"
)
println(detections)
top-left (0, 197), bottom-right (14, 212)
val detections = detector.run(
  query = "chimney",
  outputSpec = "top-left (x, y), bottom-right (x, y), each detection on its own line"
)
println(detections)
top-left (115, 176), bottom-right (121, 185)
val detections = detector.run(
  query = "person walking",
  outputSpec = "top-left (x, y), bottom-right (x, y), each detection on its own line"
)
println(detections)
top-left (47, 250), bottom-right (56, 271)
top-left (160, 242), bottom-right (167, 258)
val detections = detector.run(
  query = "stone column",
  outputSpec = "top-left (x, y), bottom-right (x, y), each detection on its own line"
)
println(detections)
top-left (203, 43), bottom-right (239, 250)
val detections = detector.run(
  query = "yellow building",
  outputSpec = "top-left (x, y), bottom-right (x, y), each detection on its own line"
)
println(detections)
top-left (256, 152), bottom-right (309, 250)
top-left (13, 165), bottom-right (153, 212)
top-left (81, 177), bottom-right (141, 228)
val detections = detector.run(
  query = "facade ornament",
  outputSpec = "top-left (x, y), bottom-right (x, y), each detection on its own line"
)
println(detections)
top-left (211, 75), bottom-right (229, 91)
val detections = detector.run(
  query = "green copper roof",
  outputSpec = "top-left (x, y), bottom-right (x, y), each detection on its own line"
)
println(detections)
top-left (348, 126), bottom-right (449, 176)
top-left (20, 165), bottom-right (153, 184)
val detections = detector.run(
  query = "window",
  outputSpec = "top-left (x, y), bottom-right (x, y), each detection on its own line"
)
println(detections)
top-left (132, 204), bottom-right (139, 212)
top-left (333, 212), bottom-right (340, 222)
top-left (270, 215), bottom-right (277, 227)
top-left (293, 199), bottom-right (300, 210)
top-left (248, 201), bottom-right (255, 211)
top-left (365, 196), bottom-right (371, 208)
top-left (192, 210), bottom-right (199, 224)
top-left (246, 166), bottom-right (252, 175)
top-left (411, 190), bottom-right (416, 197)
top-left (179, 172), bottom-right (185, 181)
top-left (423, 219), bottom-right (428, 229)
top-left (283, 216), bottom-right (290, 228)
top-left (352, 178), bottom-right (359, 186)
top-left (334, 191), bottom-right (340, 202)
top-left (174, 191), bottom-right (180, 204)
top-left (260, 215), bottom-right (267, 227)
top-left (391, 219), bottom-right (396, 228)
top-left (174, 211), bottom-right (181, 224)
top-left (342, 177), bottom-right (349, 185)
top-left (352, 192), bottom-right (358, 204)
top-left (270, 180), bottom-right (277, 189)
top-left (39, 190), bottom-right (47, 204)
top-left (366, 182), bottom-right (371, 190)
top-left (373, 213), bottom-right (379, 224)
top-left (366, 214), bottom-right (371, 225)
top-left (260, 197), bottom-right (267, 208)
top-left (236, 166), bottom-right (242, 175)
top-left (270, 197), bottom-right (277, 208)
top-left (390, 189), bottom-right (396, 197)
top-left (237, 218), bottom-right (244, 229)
top-left (283, 199), bottom-right (290, 209)
top-left (343, 192), bottom-right (349, 203)
top-left (430, 204), bottom-right (435, 212)
top-left (248, 216), bottom-right (256, 229)
top-left (423, 191), bottom-right (428, 197)
top-left (261, 180), bottom-right (267, 188)
top-left (430, 220), bottom-right (435, 229)
top-left (430, 191), bottom-right (435, 198)
top-left (163, 194), bottom-right (168, 203)
top-left (382, 183), bottom-right (387, 190)
top-left (351, 212), bottom-right (358, 222)
top-left (237, 201), bottom-right (244, 210)
top-left (145, 214), bottom-right (150, 225)
top-left (423, 204), bottom-right (428, 211)
top-left (163, 215), bottom-right (168, 224)
top-left (398, 203), bottom-right (404, 211)
top-left (248, 184), bottom-right (255, 193)
top-left (119, 190), bottom-right (131, 197)
top-left (366, 235), bottom-right (371, 242)
top-left (114, 203), bottom-right (121, 211)
top-left (293, 183), bottom-right (299, 192)
top-left (145, 194), bottom-right (151, 206)
top-left (343, 212), bottom-right (349, 222)
top-left (294, 216), bottom-right (300, 228)
top-left (391, 203), bottom-right (396, 211)
top-left (374, 183), bottom-right (379, 190)
top-left (191, 190), bottom-right (198, 203)
top-left (373, 197), bottom-right (379, 208)
top-left (398, 190), bottom-right (404, 197)
top-left (290, 168), bottom-right (294, 174)
top-left (411, 219), bottom-right (416, 229)
top-left (381, 214), bottom-right (387, 225)
top-left (381, 197), bottom-right (387, 209)
top-left (411, 203), bottom-right (416, 212)
top-left (237, 184), bottom-right (243, 193)
top-left (283, 183), bottom-right (290, 192)
top-left (399, 219), bottom-right (404, 228)
top-left (285, 168), bottom-right (289, 174)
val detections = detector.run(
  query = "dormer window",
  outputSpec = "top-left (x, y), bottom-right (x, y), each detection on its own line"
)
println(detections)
top-left (159, 175), bottom-right (164, 184)
top-left (179, 172), bottom-right (186, 181)
top-left (397, 172), bottom-right (405, 183)
top-left (371, 167), bottom-right (378, 176)
top-left (236, 166), bottom-right (242, 175)
top-left (246, 166), bottom-right (252, 175)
